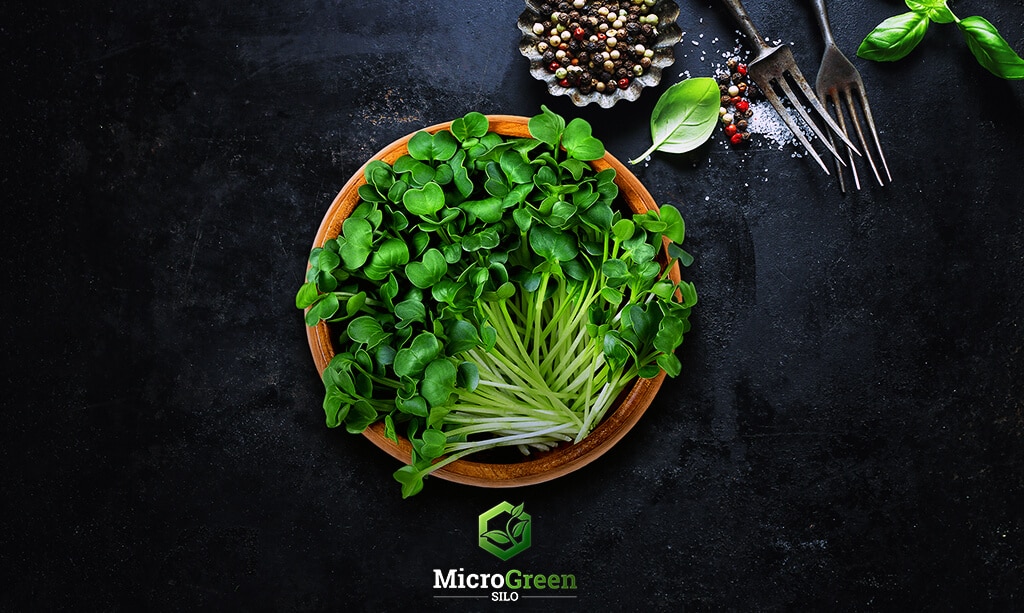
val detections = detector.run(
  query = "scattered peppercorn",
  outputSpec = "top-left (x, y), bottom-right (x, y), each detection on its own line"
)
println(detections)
top-left (717, 55), bottom-right (756, 147)
top-left (530, 0), bottom-right (663, 95)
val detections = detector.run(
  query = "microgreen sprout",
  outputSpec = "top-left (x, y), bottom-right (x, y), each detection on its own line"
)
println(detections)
top-left (297, 106), bottom-right (697, 497)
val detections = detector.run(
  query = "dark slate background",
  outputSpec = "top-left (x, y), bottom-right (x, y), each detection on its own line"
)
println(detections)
top-left (3, 0), bottom-right (1023, 611)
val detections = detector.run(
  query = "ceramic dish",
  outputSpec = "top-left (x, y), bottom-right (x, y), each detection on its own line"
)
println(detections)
top-left (305, 115), bottom-right (680, 487)
top-left (517, 0), bottom-right (682, 108)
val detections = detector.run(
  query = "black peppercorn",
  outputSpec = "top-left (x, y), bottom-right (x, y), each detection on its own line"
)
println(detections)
top-left (543, 50), bottom-right (556, 64)
top-left (736, 119), bottom-right (748, 131)
top-left (731, 72), bottom-right (743, 83)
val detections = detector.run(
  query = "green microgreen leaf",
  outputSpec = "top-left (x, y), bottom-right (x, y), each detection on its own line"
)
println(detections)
top-left (406, 248), bottom-right (448, 288)
top-left (421, 359), bottom-right (457, 407)
top-left (528, 105), bottom-right (565, 150)
top-left (529, 225), bottom-right (578, 262)
top-left (402, 182), bottom-right (445, 216)
top-left (393, 465), bottom-right (425, 499)
top-left (393, 332), bottom-right (442, 378)
top-left (562, 117), bottom-right (605, 161)
top-left (451, 111), bottom-right (489, 141)
top-left (295, 281), bottom-right (319, 309)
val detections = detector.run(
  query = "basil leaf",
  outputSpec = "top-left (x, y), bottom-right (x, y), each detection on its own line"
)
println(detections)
top-left (857, 11), bottom-right (930, 62)
top-left (905, 0), bottom-right (954, 24)
top-left (958, 16), bottom-right (1024, 80)
top-left (628, 77), bottom-right (720, 164)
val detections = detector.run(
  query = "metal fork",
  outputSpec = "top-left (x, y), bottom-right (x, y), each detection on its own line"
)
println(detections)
top-left (720, 0), bottom-right (859, 174)
top-left (810, 0), bottom-right (891, 191)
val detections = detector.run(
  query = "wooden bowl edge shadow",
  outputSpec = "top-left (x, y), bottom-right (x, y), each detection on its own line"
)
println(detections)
top-left (305, 115), bottom-right (681, 488)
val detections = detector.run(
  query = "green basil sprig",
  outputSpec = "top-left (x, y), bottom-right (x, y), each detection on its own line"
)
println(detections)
top-left (858, 0), bottom-right (1024, 80)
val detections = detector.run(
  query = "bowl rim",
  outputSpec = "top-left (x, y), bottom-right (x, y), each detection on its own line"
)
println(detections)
top-left (305, 114), bottom-right (679, 488)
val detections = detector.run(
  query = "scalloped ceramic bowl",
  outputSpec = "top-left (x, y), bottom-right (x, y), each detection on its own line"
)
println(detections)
top-left (306, 115), bottom-right (680, 488)
top-left (517, 0), bottom-right (682, 108)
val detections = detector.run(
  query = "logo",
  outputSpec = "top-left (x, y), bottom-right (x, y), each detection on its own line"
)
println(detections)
top-left (478, 501), bottom-right (531, 561)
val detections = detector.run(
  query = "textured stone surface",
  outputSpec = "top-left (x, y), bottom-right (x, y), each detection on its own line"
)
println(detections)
top-left (2, 0), bottom-right (1023, 610)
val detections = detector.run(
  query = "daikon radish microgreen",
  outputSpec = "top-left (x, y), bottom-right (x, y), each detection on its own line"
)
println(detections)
top-left (298, 107), bottom-right (697, 497)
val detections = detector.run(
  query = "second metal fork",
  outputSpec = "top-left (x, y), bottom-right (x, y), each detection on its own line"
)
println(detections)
top-left (810, 0), bottom-right (891, 191)
top-left (720, 0), bottom-right (859, 174)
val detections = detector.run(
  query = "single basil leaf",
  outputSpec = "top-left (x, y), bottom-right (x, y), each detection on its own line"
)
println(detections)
top-left (958, 16), bottom-right (1024, 80)
top-left (857, 11), bottom-right (930, 62)
top-left (629, 77), bottom-right (720, 163)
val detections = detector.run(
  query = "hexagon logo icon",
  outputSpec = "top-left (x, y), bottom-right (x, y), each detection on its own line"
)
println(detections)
top-left (478, 501), bottom-right (531, 561)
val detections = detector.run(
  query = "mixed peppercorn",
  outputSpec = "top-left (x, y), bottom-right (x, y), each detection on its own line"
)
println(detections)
top-left (718, 56), bottom-right (754, 146)
top-left (530, 0), bottom-right (663, 95)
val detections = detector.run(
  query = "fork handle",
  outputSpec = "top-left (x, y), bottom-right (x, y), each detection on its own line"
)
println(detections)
top-left (719, 0), bottom-right (769, 50)
top-left (809, 0), bottom-right (837, 47)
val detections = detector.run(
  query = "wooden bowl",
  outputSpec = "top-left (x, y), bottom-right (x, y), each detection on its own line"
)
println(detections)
top-left (306, 115), bottom-right (680, 488)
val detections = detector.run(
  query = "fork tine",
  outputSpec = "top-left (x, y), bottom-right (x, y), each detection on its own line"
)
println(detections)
top-left (758, 78), bottom-right (832, 174)
top-left (851, 85), bottom-right (892, 184)
top-left (774, 75), bottom-right (848, 165)
top-left (787, 68), bottom-right (861, 155)
top-left (841, 88), bottom-right (885, 187)
top-left (826, 90), bottom-right (859, 191)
